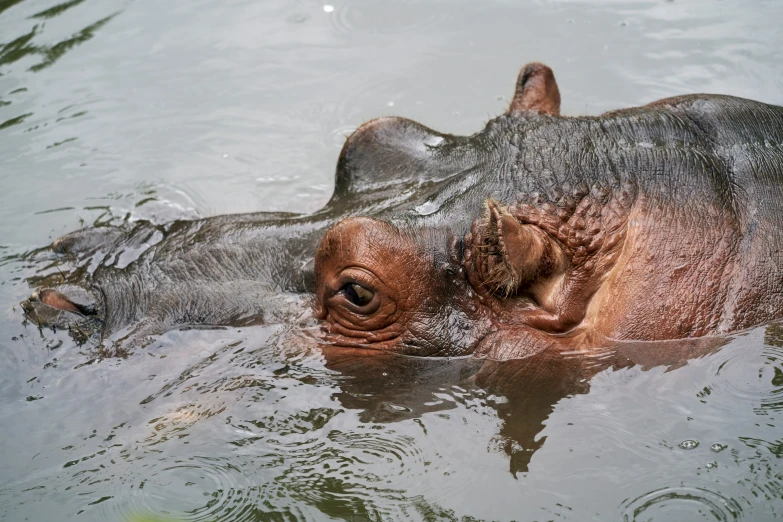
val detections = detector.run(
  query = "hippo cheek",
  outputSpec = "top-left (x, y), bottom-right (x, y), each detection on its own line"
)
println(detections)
top-left (321, 309), bottom-right (490, 357)
top-left (315, 264), bottom-right (488, 356)
top-left (316, 265), bottom-right (491, 356)
top-left (320, 299), bottom-right (407, 349)
top-left (401, 305), bottom-right (495, 357)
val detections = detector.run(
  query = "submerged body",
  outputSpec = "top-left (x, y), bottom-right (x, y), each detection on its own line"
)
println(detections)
top-left (23, 63), bottom-right (783, 359)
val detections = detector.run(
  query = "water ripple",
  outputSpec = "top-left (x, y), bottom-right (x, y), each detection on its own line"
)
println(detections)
top-left (696, 326), bottom-right (783, 413)
top-left (326, 0), bottom-right (449, 36)
top-left (326, 430), bottom-right (424, 475)
top-left (118, 455), bottom-right (266, 522)
top-left (140, 402), bottom-right (227, 447)
top-left (269, 427), bottom-right (422, 518)
top-left (619, 485), bottom-right (745, 521)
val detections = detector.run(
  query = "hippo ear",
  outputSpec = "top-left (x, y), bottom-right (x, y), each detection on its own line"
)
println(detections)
top-left (331, 117), bottom-right (454, 201)
top-left (471, 199), bottom-right (563, 296)
top-left (508, 62), bottom-right (561, 116)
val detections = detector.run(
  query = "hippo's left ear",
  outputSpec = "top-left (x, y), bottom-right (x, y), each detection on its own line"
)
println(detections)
top-left (508, 62), bottom-right (561, 116)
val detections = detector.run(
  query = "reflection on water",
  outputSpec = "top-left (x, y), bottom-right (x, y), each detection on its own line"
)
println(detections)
top-left (2, 320), bottom-right (782, 520)
top-left (0, 12), bottom-right (118, 74)
top-left (0, 0), bottom-right (119, 133)
top-left (2, 0), bottom-right (783, 520)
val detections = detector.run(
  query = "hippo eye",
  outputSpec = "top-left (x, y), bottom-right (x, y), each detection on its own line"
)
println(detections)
top-left (341, 282), bottom-right (374, 307)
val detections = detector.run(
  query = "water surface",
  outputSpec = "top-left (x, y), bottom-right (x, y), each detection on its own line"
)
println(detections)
top-left (1, 0), bottom-right (782, 520)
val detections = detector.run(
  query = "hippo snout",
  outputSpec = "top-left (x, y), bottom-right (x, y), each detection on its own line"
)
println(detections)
top-left (21, 284), bottom-right (104, 336)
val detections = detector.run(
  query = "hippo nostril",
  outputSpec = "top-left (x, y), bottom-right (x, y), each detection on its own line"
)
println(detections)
top-left (21, 284), bottom-right (104, 339)
top-left (29, 285), bottom-right (102, 317)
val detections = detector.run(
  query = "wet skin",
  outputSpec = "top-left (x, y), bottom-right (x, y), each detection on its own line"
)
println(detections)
top-left (22, 62), bottom-right (783, 360)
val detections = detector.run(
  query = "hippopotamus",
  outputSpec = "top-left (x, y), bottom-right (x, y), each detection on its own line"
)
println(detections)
top-left (21, 62), bottom-right (783, 360)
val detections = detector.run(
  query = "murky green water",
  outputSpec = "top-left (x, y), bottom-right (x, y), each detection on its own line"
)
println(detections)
top-left (2, 0), bottom-right (783, 520)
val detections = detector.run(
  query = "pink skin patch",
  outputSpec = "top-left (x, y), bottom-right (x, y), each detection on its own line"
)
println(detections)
top-left (39, 290), bottom-right (81, 314)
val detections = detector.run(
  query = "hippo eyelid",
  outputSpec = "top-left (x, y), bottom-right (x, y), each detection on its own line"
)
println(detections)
top-left (328, 271), bottom-right (383, 316)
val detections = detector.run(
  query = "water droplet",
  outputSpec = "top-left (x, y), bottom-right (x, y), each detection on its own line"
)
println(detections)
top-left (222, 153), bottom-right (229, 159)
top-left (387, 101), bottom-right (394, 107)
top-left (679, 439), bottom-right (699, 450)
top-left (710, 443), bottom-right (726, 453)
top-left (323, 5), bottom-right (334, 13)
top-left (382, 372), bottom-right (388, 377)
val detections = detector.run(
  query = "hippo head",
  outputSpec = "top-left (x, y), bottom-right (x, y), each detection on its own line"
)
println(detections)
top-left (19, 62), bottom-right (614, 357)
top-left (312, 63), bottom-right (583, 359)
top-left (314, 201), bottom-right (572, 359)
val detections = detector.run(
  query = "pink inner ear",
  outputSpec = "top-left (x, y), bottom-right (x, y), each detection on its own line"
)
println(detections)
top-left (40, 290), bottom-right (81, 313)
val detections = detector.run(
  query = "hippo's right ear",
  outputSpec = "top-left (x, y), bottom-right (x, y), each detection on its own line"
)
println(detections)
top-left (331, 117), bottom-right (456, 202)
top-left (508, 62), bottom-right (561, 116)
top-left (469, 199), bottom-right (564, 297)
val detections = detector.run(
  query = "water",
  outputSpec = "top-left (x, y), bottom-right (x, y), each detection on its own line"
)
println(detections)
top-left (2, 0), bottom-right (783, 520)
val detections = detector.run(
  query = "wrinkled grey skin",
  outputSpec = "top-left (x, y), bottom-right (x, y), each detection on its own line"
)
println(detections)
top-left (22, 65), bottom-right (783, 356)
